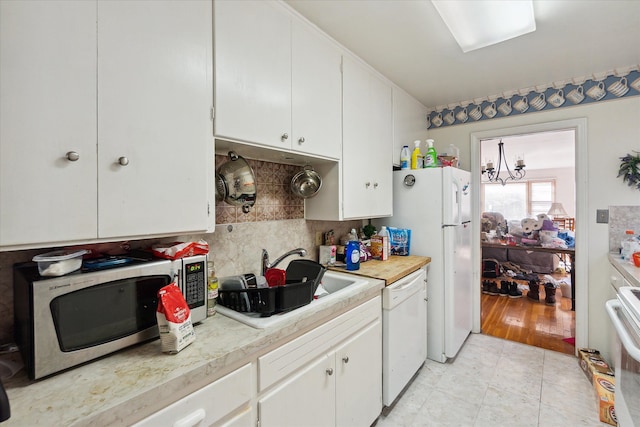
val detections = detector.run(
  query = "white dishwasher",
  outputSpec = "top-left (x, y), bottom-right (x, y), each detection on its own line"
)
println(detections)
top-left (382, 267), bottom-right (427, 406)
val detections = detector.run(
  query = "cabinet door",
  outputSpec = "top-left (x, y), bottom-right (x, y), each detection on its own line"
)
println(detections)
top-left (291, 20), bottom-right (342, 159)
top-left (97, 0), bottom-right (212, 238)
top-left (259, 354), bottom-right (335, 427)
top-left (392, 87), bottom-right (428, 166)
top-left (214, 0), bottom-right (291, 149)
top-left (342, 57), bottom-right (392, 219)
top-left (335, 320), bottom-right (382, 427)
top-left (0, 1), bottom-right (98, 246)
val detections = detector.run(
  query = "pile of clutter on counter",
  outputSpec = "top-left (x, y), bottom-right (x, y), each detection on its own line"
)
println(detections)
top-left (318, 224), bottom-right (411, 271)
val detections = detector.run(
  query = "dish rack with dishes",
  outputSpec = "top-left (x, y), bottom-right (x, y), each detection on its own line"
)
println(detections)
top-left (217, 260), bottom-right (326, 317)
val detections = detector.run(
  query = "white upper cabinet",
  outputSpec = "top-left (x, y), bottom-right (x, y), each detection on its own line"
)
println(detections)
top-left (0, 1), bottom-right (98, 246)
top-left (341, 56), bottom-right (393, 219)
top-left (0, 0), bottom-right (213, 249)
top-left (214, 0), bottom-right (341, 159)
top-left (392, 87), bottom-right (428, 166)
top-left (291, 20), bottom-right (342, 159)
top-left (97, 1), bottom-right (213, 238)
top-left (214, 0), bottom-right (291, 149)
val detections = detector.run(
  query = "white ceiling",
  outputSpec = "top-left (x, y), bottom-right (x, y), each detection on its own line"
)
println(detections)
top-left (285, 0), bottom-right (640, 110)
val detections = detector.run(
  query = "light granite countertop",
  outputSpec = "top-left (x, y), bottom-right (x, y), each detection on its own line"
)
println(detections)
top-left (609, 253), bottom-right (640, 289)
top-left (3, 272), bottom-right (384, 426)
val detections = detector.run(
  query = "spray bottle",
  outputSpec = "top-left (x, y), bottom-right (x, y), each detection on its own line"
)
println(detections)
top-left (424, 139), bottom-right (438, 168)
top-left (411, 140), bottom-right (423, 169)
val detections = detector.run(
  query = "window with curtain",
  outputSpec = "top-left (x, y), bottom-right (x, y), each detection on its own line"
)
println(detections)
top-left (482, 180), bottom-right (555, 220)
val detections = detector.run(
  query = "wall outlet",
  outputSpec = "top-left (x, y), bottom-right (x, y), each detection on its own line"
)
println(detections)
top-left (596, 209), bottom-right (609, 224)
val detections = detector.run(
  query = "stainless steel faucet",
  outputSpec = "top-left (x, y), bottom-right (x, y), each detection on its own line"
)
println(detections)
top-left (261, 248), bottom-right (307, 275)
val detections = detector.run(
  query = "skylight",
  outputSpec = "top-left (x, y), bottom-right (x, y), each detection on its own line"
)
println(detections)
top-left (431, 0), bottom-right (536, 53)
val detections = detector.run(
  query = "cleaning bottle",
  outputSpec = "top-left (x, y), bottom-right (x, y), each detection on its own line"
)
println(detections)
top-left (400, 145), bottom-right (410, 170)
top-left (207, 261), bottom-right (218, 317)
top-left (621, 230), bottom-right (639, 260)
top-left (424, 139), bottom-right (438, 168)
top-left (345, 240), bottom-right (360, 270)
top-left (410, 140), bottom-right (422, 169)
top-left (378, 226), bottom-right (390, 261)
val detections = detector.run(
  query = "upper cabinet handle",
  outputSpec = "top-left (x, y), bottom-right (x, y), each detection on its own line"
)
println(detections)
top-left (118, 156), bottom-right (129, 166)
top-left (298, 137), bottom-right (305, 144)
top-left (66, 151), bottom-right (80, 162)
top-left (281, 133), bottom-right (289, 141)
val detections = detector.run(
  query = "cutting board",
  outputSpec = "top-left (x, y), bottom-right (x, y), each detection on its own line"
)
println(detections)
top-left (327, 255), bottom-right (431, 285)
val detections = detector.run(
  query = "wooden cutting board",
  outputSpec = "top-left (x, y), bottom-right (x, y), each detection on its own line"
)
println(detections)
top-left (327, 255), bottom-right (431, 285)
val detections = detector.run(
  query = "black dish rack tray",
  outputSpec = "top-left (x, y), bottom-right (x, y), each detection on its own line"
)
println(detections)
top-left (218, 260), bottom-right (326, 317)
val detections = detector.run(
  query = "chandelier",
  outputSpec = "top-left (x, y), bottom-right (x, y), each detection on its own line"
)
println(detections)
top-left (482, 139), bottom-right (526, 185)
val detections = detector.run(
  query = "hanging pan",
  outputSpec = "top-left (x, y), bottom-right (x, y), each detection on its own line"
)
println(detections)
top-left (215, 151), bottom-right (256, 213)
top-left (291, 165), bottom-right (322, 199)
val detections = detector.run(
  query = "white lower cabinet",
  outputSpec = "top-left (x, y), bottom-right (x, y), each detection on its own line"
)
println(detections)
top-left (257, 296), bottom-right (382, 427)
top-left (132, 364), bottom-right (253, 427)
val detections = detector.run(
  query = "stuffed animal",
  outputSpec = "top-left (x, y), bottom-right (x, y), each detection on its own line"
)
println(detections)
top-left (521, 218), bottom-right (541, 235)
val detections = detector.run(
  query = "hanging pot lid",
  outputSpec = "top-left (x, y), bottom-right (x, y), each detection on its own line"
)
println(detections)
top-left (215, 151), bottom-right (256, 213)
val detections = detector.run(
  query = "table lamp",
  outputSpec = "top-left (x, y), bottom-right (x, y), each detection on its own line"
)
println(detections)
top-left (547, 202), bottom-right (568, 218)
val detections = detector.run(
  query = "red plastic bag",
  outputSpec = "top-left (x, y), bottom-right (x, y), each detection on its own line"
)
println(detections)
top-left (152, 240), bottom-right (209, 260)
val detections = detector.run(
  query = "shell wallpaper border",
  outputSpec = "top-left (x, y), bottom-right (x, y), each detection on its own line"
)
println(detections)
top-left (426, 67), bottom-right (640, 128)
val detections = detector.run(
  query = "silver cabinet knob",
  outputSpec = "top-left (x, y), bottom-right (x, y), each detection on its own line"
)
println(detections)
top-left (298, 137), bottom-right (305, 144)
top-left (281, 133), bottom-right (289, 141)
top-left (118, 156), bottom-right (129, 166)
top-left (374, 182), bottom-right (379, 189)
top-left (365, 182), bottom-right (371, 188)
top-left (66, 151), bottom-right (80, 162)
top-left (342, 356), bottom-right (349, 364)
top-left (326, 368), bottom-right (334, 376)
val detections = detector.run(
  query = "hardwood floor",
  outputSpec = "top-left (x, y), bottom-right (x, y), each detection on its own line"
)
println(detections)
top-left (480, 277), bottom-right (576, 355)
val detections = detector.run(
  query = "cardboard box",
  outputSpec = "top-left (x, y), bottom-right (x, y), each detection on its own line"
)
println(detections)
top-left (370, 236), bottom-right (389, 260)
top-left (578, 348), bottom-right (614, 384)
top-left (593, 371), bottom-right (617, 426)
top-left (388, 227), bottom-right (411, 256)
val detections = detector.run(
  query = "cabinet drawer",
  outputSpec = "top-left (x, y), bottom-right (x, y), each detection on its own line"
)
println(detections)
top-left (133, 363), bottom-right (253, 426)
top-left (258, 296), bottom-right (380, 391)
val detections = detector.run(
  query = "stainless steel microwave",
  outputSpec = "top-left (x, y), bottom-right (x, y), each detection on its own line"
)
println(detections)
top-left (13, 255), bottom-right (208, 380)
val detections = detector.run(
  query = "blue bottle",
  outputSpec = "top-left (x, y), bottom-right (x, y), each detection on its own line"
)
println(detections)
top-left (345, 241), bottom-right (360, 271)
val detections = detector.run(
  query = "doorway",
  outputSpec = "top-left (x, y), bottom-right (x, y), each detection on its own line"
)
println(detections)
top-left (479, 131), bottom-right (575, 354)
top-left (470, 118), bottom-right (588, 355)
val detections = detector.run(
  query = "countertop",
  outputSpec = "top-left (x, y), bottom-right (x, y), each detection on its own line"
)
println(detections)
top-left (327, 255), bottom-right (431, 285)
top-left (2, 272), bottom-right (384, 426)
top-left (609, 253), bottom-right (640, 288)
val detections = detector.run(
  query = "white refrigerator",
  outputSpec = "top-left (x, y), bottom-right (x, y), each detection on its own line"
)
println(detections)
top-left (381, 167), bottom-right (473, 363)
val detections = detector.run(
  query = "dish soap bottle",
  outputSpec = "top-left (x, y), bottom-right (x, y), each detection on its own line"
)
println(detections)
top-left (424, 139), bottom-right (438, 168)
top-left (345, 240), bottom-right (360, 271)
top-left (400, 145), bottom-right (410, 170)
top-left (411, 140), bottom-right (423, 169)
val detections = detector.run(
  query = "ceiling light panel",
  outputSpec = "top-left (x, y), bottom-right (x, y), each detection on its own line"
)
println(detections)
top-left (431, 0), bottom-right (536, 53)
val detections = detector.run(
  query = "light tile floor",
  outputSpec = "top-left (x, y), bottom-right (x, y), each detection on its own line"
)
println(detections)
top-left (376, 333), bottom-right (609, 426)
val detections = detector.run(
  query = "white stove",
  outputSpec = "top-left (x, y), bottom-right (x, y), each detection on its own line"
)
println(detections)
top-left (606, 285), bottom-right (640, 426)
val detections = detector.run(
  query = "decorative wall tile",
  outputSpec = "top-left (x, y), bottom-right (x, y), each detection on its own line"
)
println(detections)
top-left (215, 155), bottom-right (305, 225)
top-left (427, 67), bottom-right (640, 128)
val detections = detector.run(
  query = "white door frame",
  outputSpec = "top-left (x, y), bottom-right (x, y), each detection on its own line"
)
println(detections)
top-left (470, 118), bottom-right (588, 352)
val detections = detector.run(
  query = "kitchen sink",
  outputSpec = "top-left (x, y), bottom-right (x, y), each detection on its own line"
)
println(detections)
top-left (216, 270), bottom-right (371, 329)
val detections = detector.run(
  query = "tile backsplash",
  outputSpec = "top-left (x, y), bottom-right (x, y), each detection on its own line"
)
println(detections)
top-left (609, 205), bottom-right (640, 253)
top-left (215, 154), bottom-right (305, 224)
